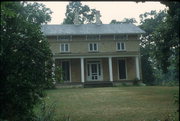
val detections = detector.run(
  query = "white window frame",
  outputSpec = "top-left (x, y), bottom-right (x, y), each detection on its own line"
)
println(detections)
top-left (88, 43), bottom-right (99, 52)
top-left (116, 42), bottom-right (126, 51)
top-left (60, 43), bottom-right (70, 53)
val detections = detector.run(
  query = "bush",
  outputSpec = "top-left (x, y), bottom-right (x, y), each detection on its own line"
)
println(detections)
top-left (54, 66), bottom-right (64, 83)
top-left (133, 78), bottom-right (140, 86)
top-left (0, 2), bottom-right (53, 121)
top-left (121, 82), bottom-right (129, 86)
top-left (34, 100), bottom-right (57, 121)
top-left (174, 93), bottom-right (179, 112)
top-left (161, 81), bottom-right (179, 86)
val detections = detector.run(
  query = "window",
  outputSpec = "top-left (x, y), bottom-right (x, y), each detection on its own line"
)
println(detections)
top-left (60, 43), bottom-right (70, 52)
top-left (57, 35), bottom-right (71, 41)
top-left (114, 35), bottom-right (128, 40)
top-left (118, 59), bottom-right (127, 79)
top-left (117, 42), bottom-right (126, 51)
top-left (86, 35), bottom-right (100, 40)
top-left (61, 61), bottom-right (70, 81)
top-left (88, 43), bottom-right (98, 52)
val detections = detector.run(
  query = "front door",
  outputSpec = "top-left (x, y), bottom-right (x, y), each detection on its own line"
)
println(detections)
top-left (87, 61), bottom-right (102, 81)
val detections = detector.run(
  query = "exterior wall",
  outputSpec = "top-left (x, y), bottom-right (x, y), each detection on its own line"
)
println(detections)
top-left (112, 57), bottom-right (118, 81)
top-left (126, 57), bottom-right (136, 80)
top-left (102, 58), bottom-right (109, 81)
top-left (71, 59), bottom-right (81, 82)
top-left (47, 34), bottom-right (140, 54)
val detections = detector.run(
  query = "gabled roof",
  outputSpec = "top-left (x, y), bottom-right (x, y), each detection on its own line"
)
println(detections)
top-left (41, 23), bottom-right (145, 36)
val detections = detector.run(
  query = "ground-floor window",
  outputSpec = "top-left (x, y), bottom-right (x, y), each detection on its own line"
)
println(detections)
top-left (118, 59), bottom-right (127, 79)
top-left (61, 61), bottom-right (70, 81)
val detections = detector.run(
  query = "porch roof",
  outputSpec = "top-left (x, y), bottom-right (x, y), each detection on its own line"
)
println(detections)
top-left (53, 51), bottom-right (139, 59)
top-left (41, 24), bottom-right (145, 36)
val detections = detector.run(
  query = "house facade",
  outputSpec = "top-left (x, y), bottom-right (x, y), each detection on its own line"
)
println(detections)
top-left (41, 23), bottom-right (145, 84)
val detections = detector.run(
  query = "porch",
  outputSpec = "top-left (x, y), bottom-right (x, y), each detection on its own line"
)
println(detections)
top-left (54, 56), bottom-right (141, 84)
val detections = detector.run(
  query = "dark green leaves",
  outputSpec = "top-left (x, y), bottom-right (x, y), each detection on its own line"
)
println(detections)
top-left (63, 1), bottom-right (100, 24)
top-left (0, 2), bottom-right (53, 121)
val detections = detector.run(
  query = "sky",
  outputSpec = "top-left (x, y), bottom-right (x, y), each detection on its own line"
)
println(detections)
top-left (36, 1), bottom-right (167, 25)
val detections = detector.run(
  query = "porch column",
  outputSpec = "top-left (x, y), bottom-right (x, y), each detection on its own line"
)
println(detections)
top-left (135, 56), bottom-right (140, 80)
top-left (81, 58), bottom-right (85, 83)
top-left (108, 57), bottom-right (113, 82)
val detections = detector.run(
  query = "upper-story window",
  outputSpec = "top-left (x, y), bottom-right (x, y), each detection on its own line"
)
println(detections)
top-left (116, 42), bottom-right (126, 51)
top-left (88, 43), bottom-right (98, 52)
top-left (86, 35), bottom-right (100, 40)
top-left (114, 35), bottom-right (128, 40)
top-left (57, 35), bottom-right (71, 41)
top-left (60, 43), bottom-right (70, 52)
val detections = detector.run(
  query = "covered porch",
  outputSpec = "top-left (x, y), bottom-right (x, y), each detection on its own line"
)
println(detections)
top-left (54, 55), bottom-right (141, 84)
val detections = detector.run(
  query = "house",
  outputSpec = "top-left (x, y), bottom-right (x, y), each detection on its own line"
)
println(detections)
top-left (41, 12), bottom-right (145, 86)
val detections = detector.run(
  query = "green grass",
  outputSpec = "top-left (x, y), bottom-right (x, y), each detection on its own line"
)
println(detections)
top-left (45, 86), bottom-right (179, 121)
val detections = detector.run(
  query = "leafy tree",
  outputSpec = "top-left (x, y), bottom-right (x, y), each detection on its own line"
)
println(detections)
top-left (0, 2), bottom-right (53, 121)
top-left (152, 2), bottom-right (180, 80)
top-left (140, 47), bottom-right (156, 85)
top-left (110, 19), bottom-right (122, 24)
top-left (110, 18), bottom-right (137, 24)
top-left (138, 10), bottom-right (167, 85)
top-left (139, 3), bottom-right (179, 84)
top-left (63, 1), bottom-right (101, 24)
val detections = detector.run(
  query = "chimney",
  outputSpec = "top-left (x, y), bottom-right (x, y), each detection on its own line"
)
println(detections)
top-left (96, 11), bottom-right (102, 25)
top-left (73, 9), bottom-right (80, 25)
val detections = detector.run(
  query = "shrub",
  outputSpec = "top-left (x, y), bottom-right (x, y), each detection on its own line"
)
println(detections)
top-left (133, 78), bottom-right (140, 86)
top-left (54, 66), bottom-right (64, 83)
top-left (174, 93), bottom-right (179, 112)
top-left (122, 82), bottom-right (129, 86)
top-left (34, 100), bottom-right (57, 121)
top-left (0, 2), bottom-right (53, 120)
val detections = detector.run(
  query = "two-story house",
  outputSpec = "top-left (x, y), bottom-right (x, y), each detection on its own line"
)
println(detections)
top-left (41, 12), bottom-right (145, 86)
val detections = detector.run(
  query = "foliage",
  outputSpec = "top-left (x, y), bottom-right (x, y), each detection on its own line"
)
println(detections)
top-left (139, 10), bottom-right (167, 85)
top-left (110, 18), bottom-right (137, 24)
top-left (63, 1), bottom-right (101, 24)
top-left (0, 2), bottom-right (53, 121)
top-left (140, 48), bottom-right (156, 85)
top-left (132, 78), bottom-right (140, 86)
top-left (34, 100), bottom-right (57, 121)
top-left (173, 92), bottom-right (179, 112)
top-left (44, 58), bottom-right (56, 89)
top-left (152, 2), bottom-right (180, 76)
top-left (154, 65), bottom-right (179, 86)
top-left (121, 82), bottom-right (129, 86)
top-left (139, 4), bottom-right (179, 85)
top-left (54, 66), bottom-right (64, 83)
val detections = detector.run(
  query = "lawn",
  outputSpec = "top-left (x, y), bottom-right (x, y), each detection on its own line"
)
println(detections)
top-left (45, 86), bottom-right (179, 121)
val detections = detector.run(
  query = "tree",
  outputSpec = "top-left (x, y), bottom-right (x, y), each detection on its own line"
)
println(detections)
top-left (152, 2), bottom-right (180, 80)
top-left (0, 2), bottom-right (53, 121)
top-left (110, 18), bottom-right (137, 24)
top-left (138, 10), bottom-right (167, 85)
top-left (63, 1), bottom-right (101, 24)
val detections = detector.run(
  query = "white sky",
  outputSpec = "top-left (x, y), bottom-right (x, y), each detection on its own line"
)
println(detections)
top-left (36, 1), bottom-right (167, 25)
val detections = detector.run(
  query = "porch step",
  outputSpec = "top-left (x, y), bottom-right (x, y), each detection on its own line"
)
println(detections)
top-left (84, 81), bottom-right (113, 88)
